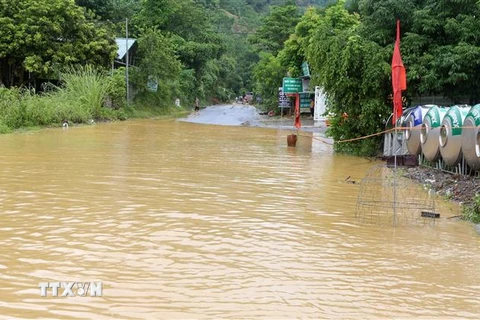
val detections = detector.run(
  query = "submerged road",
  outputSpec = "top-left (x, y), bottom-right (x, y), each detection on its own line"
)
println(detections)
top-left (178, 103), bottom-right (327, 133)
top-left (179, 104), bottom-right (263, 126)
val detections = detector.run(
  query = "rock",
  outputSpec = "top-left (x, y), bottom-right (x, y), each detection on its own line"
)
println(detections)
top-left (475, 224), bottom-right (480, 235)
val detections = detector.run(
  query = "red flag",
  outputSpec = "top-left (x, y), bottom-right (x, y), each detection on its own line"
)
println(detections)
top-left (391, 20), bottom-right (407, 125)
top-left (294, 93), bottom-right (301, 129)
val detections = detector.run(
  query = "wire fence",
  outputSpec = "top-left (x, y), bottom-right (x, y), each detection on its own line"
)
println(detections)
top-left (355, 164), bottom-right (438, 227)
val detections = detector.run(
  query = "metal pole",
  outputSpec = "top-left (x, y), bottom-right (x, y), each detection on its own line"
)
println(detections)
top-left (126, 18), bottom-right (129, 105)
top-left (393, 121), bottom-right (397, 226)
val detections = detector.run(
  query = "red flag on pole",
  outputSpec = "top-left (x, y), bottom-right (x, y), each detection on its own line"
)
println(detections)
top-left (294, 93), bottom-right (301, 129)
top-left (391, 20), bottom-right (407, 125)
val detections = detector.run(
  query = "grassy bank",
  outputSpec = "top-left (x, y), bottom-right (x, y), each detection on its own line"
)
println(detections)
top-left (462, 195), bottom-right (480, 224)
top-left (0, 66), bottom-right (189, 134)
top-left (125, 104), bottom-right (190, 120)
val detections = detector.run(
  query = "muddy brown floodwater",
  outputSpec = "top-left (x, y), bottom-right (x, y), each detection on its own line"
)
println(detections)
top-left (0, 108), bottom-right (479, 319)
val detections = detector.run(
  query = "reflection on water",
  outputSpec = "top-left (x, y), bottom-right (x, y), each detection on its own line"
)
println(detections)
top-left (0, 119), bottom-right (479, 319)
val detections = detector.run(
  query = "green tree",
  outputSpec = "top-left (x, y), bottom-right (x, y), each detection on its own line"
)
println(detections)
top-left (131, 28), bottom-right (182, 107)
top-left (278, 7), bottom-right (321, 78)
top-left (354, 0), bottom-right (419, 45)
top-left (75, 0), bottom-right (114, 19)
top-left (406, 0), bottom-right (480, 103)
top-left (75, 0), bottom-right (142, 22)
top-left (136, 0), bottom-right (226, 101)
top-left (305, 0), bottom-right (390, 155)
top-left (352, 0), bottom-right (480, 103)
top-left (301, 0), bottom-right (480, 155)
top-left (249, 1), bottom-right (301, 55)
top-left (0, 0), bottom-right (117, 87)
top-left (252, 52), bottom-right (287, 110)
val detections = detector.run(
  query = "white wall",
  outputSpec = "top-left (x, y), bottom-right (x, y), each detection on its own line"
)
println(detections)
top-left (314, 86), bottom-right (327, 121)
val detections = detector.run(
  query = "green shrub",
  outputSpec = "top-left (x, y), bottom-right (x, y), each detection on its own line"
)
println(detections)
top-left (106, 67), bottom-right (127, 109)
top-left (24, 94), bottom-right (55, 126)
top-left (114, 108), bottom-right (128, 121)
top-left (60, 65), bottom-right (111, 118)
top-left (0, 64), bottom-right (181, 131)
top-left (53, 99), bottom-right (92, 123)
top-left (0, 87), bottom-right (27, 128)
top-left (462, 194), bottom-right (480, 224)
top-left (0, 120), bottom-right (11, 133)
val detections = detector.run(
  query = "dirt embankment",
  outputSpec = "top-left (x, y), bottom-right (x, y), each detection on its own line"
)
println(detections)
top-left (405, 166), bottom-right (480, 205)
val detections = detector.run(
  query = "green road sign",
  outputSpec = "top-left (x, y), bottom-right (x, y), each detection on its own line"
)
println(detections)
top-left (300, 92), bottom-right (313, 108)
top-left (282, 77), bottom-right (302, 94)
top-left (301, 62), bottom-right (310, 77)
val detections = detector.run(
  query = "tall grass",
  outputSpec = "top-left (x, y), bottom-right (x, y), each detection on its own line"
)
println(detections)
top-left (462, 194), bottom-right (480, 224)
top-left (0, 65), bottom-right (126, 132)
top-left (60, 65), bottom-right (111, 119)
top-left (0, 87), bottom-right (28, 128)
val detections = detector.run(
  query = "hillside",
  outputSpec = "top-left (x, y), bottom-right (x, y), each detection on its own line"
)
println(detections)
top-left (217, 0), bottom-right (336, 34)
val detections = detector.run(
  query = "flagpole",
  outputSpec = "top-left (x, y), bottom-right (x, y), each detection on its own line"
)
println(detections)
top-left (392, 19), bottom-right (404, 226)
top-left (393, 111), bottom-right (397, 226)
top-left (126, 18), bottom-right (129, 106)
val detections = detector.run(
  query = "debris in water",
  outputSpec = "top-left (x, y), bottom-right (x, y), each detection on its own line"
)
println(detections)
top-left (421, 211), bottom-right (440, 218)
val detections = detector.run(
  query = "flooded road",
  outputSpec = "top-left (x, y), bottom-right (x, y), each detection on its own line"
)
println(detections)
top-left (0, 116), bottom-right (479, 319)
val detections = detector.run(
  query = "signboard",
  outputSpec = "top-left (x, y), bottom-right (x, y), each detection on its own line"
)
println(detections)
top-left (278, 87), bottom-right (289, 108)
top-left (282, 77), bottom-right (302, 94)
top-left (301, 62), bottom-right (310, 77)
top-left (147, 75), bottom-right (158, 92)
top-left (300, 93), bottom-right (313, 108)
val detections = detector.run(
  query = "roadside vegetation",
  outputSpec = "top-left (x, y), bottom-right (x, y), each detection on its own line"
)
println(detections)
top-left (0, 66), bottom-right (127, 133)
top-left (462, 195), bottom-right (480, 224)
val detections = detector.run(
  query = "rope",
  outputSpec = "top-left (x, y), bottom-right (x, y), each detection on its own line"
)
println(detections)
top-left (336, 128), bottom-right (395, 143)
top-left (313, 124), bottom-right (480, 144)
top-left (295, 132), bottom-right (334, 145)
top-left (294, 127), bottom-right (395, 144)
top-left (289, 122), bottom-right (480, 145)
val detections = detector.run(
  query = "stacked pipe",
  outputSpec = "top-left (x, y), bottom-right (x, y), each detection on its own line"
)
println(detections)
top-left (396, 104), bottom-right (480, 173)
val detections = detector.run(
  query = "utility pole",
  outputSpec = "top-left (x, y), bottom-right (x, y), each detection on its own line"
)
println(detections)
top-left (126, 18), bottom-right (130, 106)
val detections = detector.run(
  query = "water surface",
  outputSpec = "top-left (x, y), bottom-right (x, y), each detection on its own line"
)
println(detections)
top-left (0, 119), bottom-right (478, 319)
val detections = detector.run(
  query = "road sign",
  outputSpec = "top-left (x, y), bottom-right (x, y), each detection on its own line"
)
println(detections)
top-left (147, 75), bottom-right (158, 92)
top-left (301, 62), bottom-right (310, 77)
top-left (278, 87), bottom-right (289, 108)
top-left (282, 77), bottom-right (302, 94)
top-left (300, 92), bottom-right (312, 108)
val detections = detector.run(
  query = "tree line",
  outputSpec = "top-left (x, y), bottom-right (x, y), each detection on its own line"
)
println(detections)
top-left (0, 0), bottom-right (334, 110)
top-left (0, 0), bottom-right (260, 107)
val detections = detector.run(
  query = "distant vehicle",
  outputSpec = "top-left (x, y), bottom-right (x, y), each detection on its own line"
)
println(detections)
top-left (244, 92), bottom-right (254, 103)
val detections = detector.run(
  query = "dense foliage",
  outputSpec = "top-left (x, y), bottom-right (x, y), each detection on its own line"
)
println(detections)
top-left (0, 0), bottom-right (117, 87)
top-left (305, 1), bottom-right (389, 155)
top-left (0, 0), bottom-right (336, 102)
top-left (249, 1), bottom-right (301, 55)
top-left (463, 194), bottom-right (480, 224)
top-left (324, 0), bottom-right (480, 154)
